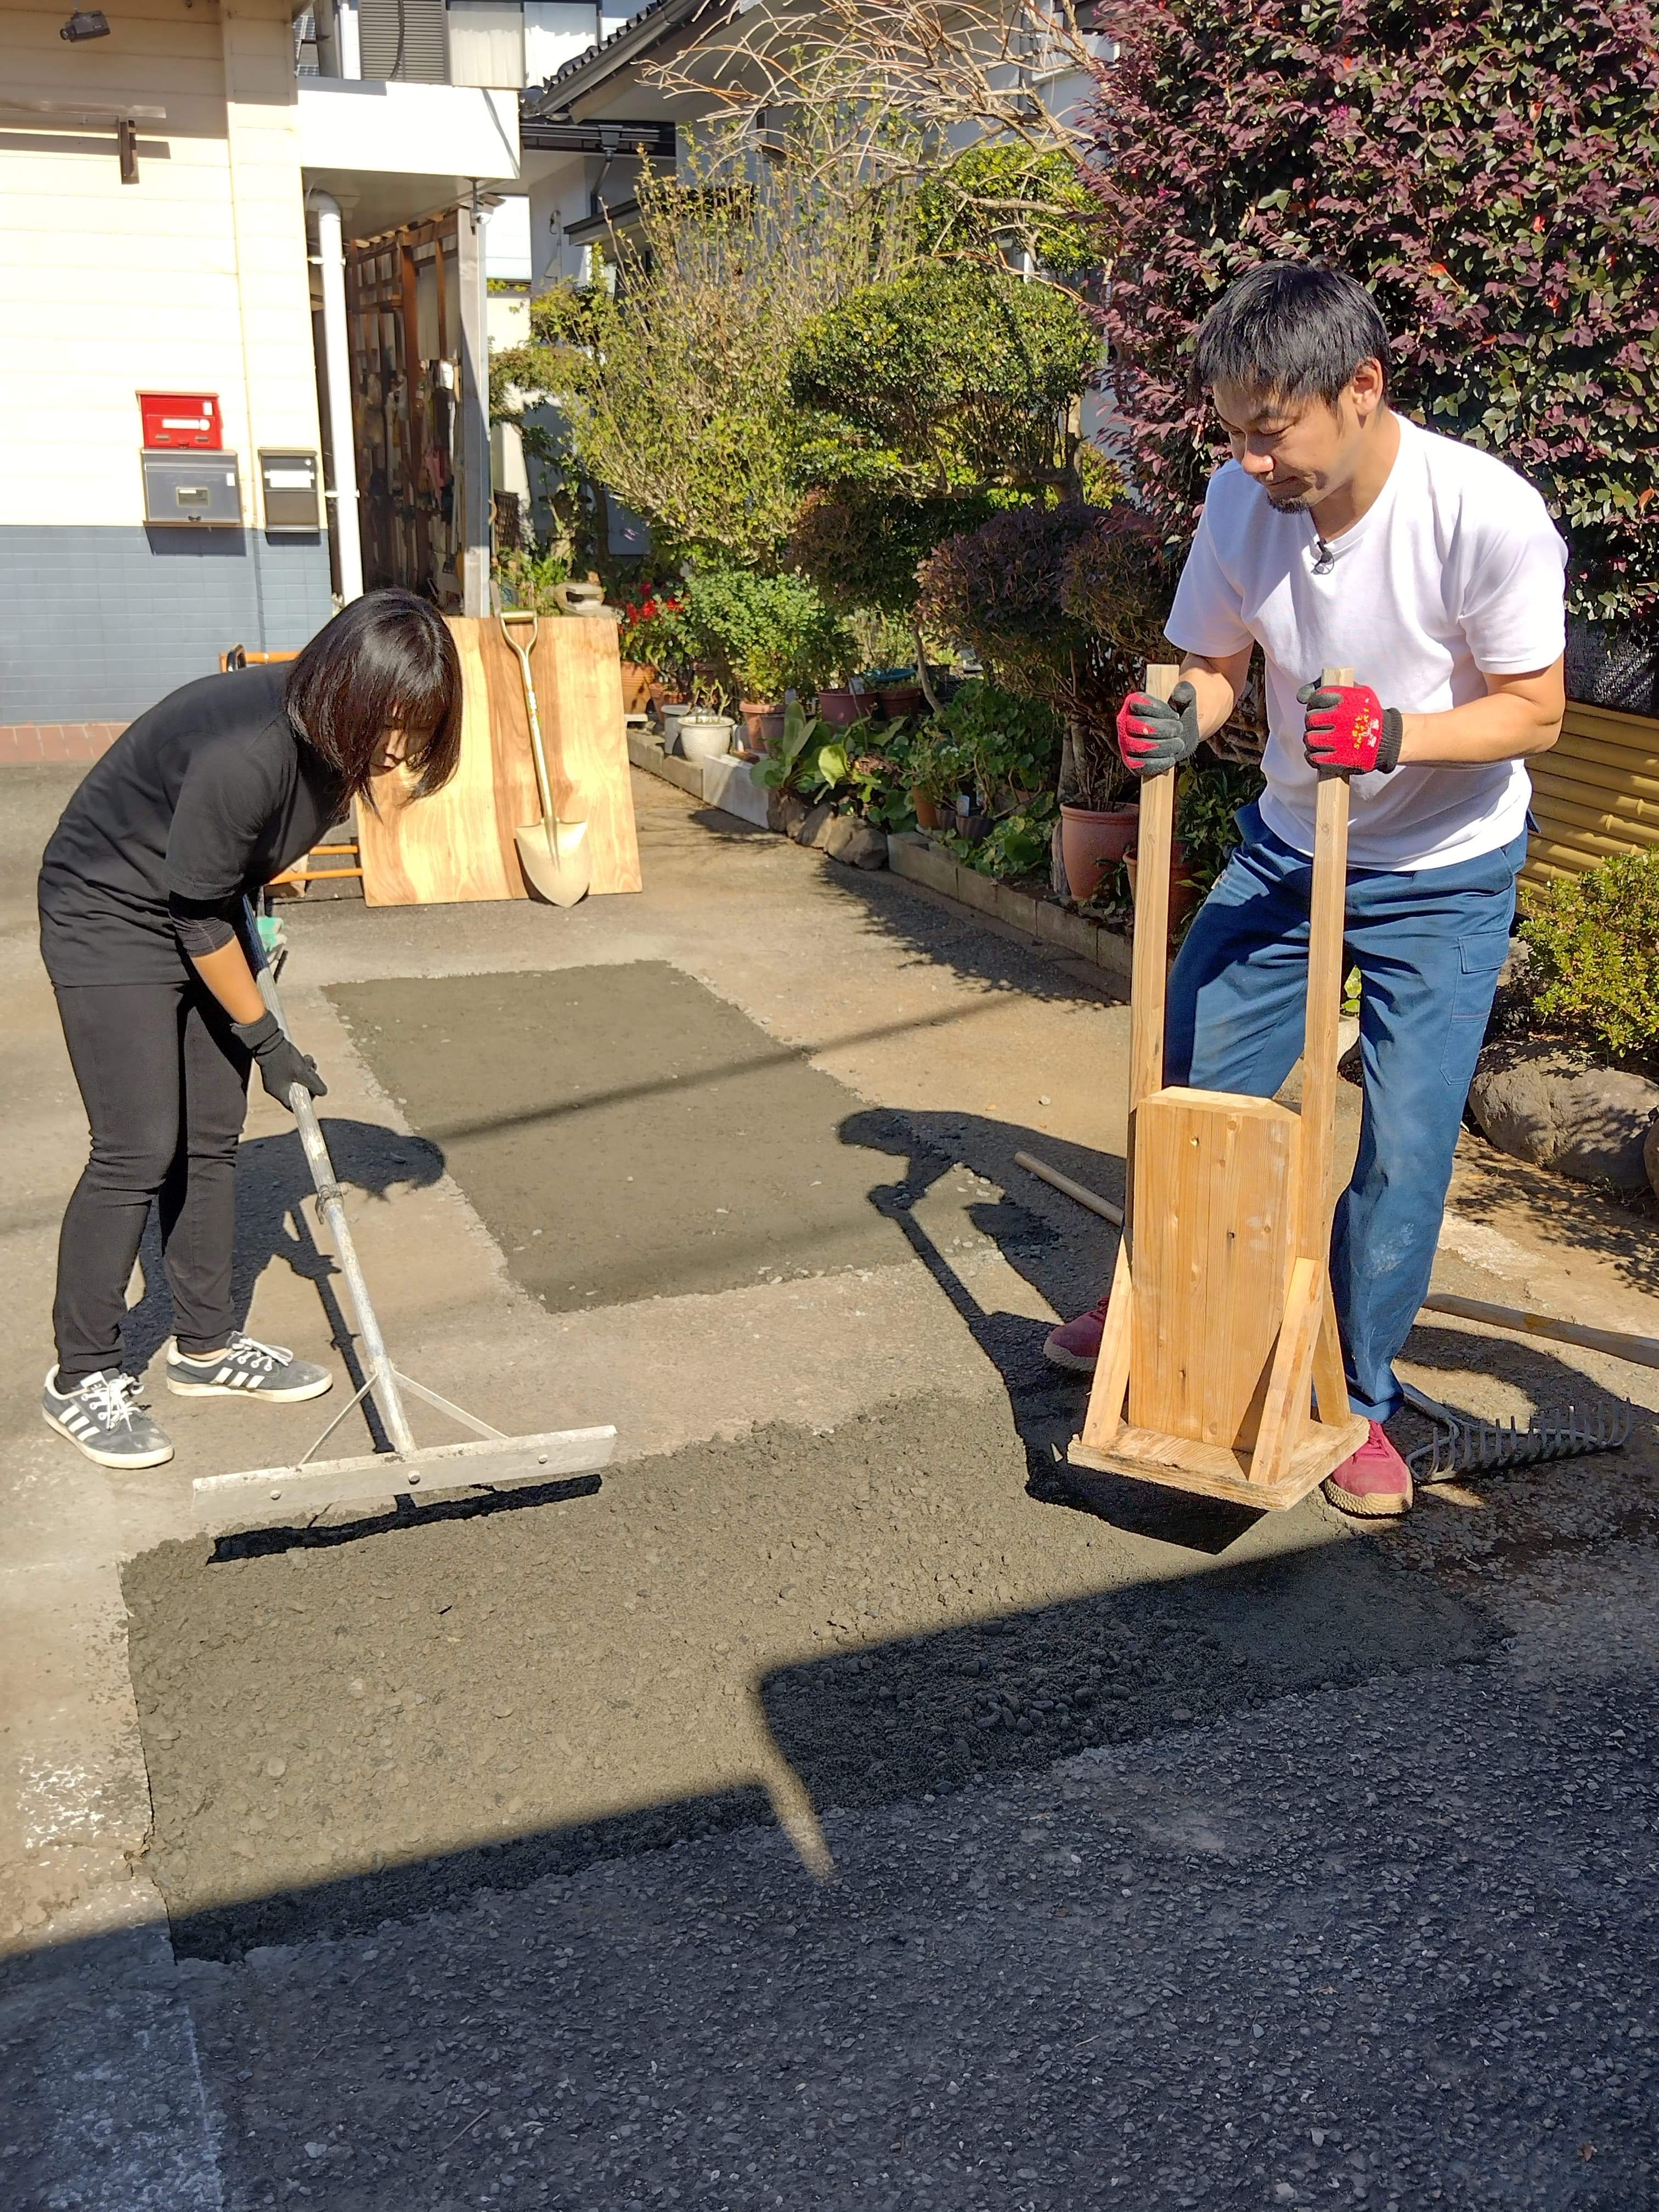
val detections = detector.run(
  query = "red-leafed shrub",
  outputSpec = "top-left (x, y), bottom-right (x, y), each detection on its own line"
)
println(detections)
top-left (917, 502), bottom-right (1177, 806)
top-left (1089, 0), bottom-right (1659, 623)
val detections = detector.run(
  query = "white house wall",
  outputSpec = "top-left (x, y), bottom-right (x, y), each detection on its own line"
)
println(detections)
top-left (1, 0), bottom-right (333, 723)
top-left (298, 76), bottom-right (521, 176)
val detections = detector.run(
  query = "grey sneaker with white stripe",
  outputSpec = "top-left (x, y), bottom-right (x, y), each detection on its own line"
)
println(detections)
top-left (165, 1333), bottom-right (334, 1402)
top-left (42, 1368), bottom-right (174, 1469)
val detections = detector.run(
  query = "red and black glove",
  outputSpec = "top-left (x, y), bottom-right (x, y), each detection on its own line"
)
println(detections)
top-left (1297, 680), bottom-right (1403, 775)
top-left (1115, 681), bottom-right (1200, 776)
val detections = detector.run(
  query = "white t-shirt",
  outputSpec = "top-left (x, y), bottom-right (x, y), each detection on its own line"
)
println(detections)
top-left (1166, 414), bottom-right (1568, 870)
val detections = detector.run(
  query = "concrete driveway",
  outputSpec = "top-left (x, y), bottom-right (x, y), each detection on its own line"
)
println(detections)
top-left (2, 765), bottom-right (1656, 2208)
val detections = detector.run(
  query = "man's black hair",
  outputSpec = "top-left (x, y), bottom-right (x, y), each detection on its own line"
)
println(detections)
top-left (1190, 263), bottom-right (1391, 407)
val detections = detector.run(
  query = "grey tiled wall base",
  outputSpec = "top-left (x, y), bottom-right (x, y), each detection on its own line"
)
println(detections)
top-left (0, 524), bottom-right (335, 721)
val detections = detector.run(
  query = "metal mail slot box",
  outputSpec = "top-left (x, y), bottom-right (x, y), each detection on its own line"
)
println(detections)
top-left (142, 449), bottom-right (242, 526)
top-left (258, 449), bottom-right (320, 532)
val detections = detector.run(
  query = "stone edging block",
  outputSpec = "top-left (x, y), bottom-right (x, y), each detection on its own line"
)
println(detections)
top-left (886, 832), bottom-right (1132, 988)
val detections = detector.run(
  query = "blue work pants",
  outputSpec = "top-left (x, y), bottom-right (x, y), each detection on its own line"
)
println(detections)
top-left (1163, 803), bottom-right (1526, 1422)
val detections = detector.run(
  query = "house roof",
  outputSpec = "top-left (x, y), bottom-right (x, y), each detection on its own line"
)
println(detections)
top-left (523, 0), bottom-right (727, 115)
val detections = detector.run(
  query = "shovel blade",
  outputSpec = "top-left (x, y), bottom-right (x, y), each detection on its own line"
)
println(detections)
top-left (516, 814), bottom-right (591, 907)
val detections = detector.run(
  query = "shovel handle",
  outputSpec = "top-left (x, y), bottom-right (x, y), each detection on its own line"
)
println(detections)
top-left (500, 612), bottom-right (557, 823)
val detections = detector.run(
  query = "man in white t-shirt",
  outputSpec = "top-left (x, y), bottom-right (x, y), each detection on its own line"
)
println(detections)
top-left (1046, 263), bottom-right (1567, 1516)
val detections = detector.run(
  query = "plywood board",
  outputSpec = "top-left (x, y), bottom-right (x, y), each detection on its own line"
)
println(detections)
top-left (1127, 1086), bottom-right (1297, 1448)
top-left (359, 615), bottom-right (641, 907)
top-left (358, 617), bottom-right (531, 906)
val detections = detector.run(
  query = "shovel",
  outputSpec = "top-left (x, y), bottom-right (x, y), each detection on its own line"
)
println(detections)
top-left (499, 608), bottom-right (591, 907)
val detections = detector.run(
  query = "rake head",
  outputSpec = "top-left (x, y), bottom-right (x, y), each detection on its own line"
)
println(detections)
top-left (1402, 1382), bottom-right (1634, 1482)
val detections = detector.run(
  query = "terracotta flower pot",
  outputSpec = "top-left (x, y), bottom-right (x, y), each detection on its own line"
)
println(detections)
top-left (911, 790), bottom-right (943, 832)
top-left (878, 684), bottom-right (925, 719)
top-left (741, 701), bottom-right (786, 751)
top-left (815, 687), bottom-right (865, 727)
top-left (1125, 837), bottom-right (1199, 943)
top-left (1059, 802), bottom-right (1140, 903)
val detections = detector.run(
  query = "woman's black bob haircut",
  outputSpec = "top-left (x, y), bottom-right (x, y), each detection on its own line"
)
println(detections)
top-left (284, 588), bottom-right (462, 801)
top-left (1191, 263), bottom-right (1392, 409)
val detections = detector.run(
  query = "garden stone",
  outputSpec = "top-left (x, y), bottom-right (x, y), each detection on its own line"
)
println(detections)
top-left (769, 791), bottom-right (809, 839)
top-left (796, 802), bottom-right (837, 850)
top-left (823, 817), bottom-right (888, 871)
top-left (1467, 1039), bottom-right (1659, 1190)
top-left (1646, 1118), bottom-right (1659, 1201)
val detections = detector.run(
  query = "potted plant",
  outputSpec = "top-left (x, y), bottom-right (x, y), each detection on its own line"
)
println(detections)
top-left (919, 503), bottom-right (1178, 904)
top-left (676, 567), bottom-right (852, 751)
top-left (678, 706), bottom-right (739, 761)
top-left (618, 584), bottom-right (685, 718)
top-left (904, 720), bottom-right (957, 831)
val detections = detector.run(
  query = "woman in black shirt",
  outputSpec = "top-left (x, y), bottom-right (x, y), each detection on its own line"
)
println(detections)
top-left (38, 589), bottom-right (461, 1468)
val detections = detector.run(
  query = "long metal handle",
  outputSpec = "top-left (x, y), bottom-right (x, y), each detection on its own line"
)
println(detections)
top-left (244, 905), bottom-right (417, 1459)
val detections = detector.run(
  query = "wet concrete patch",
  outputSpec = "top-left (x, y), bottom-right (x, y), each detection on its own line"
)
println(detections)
top-left (327, 963), bottom-right (916, 1313)
top-left (122, 1391), bottom-right (1497, 1959)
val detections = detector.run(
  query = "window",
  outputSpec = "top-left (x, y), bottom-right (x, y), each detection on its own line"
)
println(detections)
top-left (447, 0), bottom-right (526, 87)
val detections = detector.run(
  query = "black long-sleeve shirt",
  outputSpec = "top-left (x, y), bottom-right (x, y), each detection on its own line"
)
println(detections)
top-left (38, 665), bottom-right (345, 986)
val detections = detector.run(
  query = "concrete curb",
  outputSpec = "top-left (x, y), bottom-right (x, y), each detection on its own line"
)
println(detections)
top-left (885, 832), bottom-right (1135, 991)
top-left (627, 733), bottom-right (1135, 989)
top-left (626, 731), bottom-right (771, 827)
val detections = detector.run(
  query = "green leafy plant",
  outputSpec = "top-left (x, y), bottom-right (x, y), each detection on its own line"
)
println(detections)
top-left (676, 568), bottom-right (853, 703)
top-left (1175, 758), bottom-right (1267, 901)
top-left (959, 798), bottom-right (1062, 883)
top-left (918, 142), bottom-right (1103, 290)
top-left (786, 260), bottom-right (1101, 633)
top-left (494, 541), bottom-right (573, 614)
top-left (755, 701), bottom-right (825, 792)
top-left (495, 125), bottom-right (924, 571)
top-left (789, 263), bottom-right (1100, 504)
top-left (922, 679), bottom-right (1065, 811)
top-left (1091, 0), bottom-right (1659, 624)
top-left (1517, 849), bottom-right (1659, 1063)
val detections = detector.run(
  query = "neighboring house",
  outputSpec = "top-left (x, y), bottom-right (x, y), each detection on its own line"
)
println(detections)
top-left (1, 0), bottom-right (520, 736)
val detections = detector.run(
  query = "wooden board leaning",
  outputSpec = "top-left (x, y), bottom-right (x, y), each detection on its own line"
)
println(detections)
top-left (358, 614), bottom-right (641, 907)
top-left (1068, 664), bottom-right (1370, 1510)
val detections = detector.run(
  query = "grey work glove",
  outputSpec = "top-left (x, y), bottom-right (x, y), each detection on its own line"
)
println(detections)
top-left (232, 1009), bottom-right (328, 1109)
top-left (1115, 681), bottom-right (1201, 775)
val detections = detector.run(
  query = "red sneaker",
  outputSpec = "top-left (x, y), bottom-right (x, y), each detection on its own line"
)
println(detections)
top-left (1323, 1421), bottom-right (1413, 1518)
top-left (1043, 1295), bottom-right (1110, 1374)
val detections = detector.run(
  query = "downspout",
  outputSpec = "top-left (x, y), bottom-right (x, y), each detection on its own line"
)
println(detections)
top-left (311, 191), bottom-right (364, 602)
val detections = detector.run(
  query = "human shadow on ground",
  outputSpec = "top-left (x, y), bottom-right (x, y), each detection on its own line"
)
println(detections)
top-left (834, 1102), bottom-right (1261, 1550)
top-left (838, 1102), bottom-right (1657, 1552)
top-left (123, 1119), bottom-right (445, 1421)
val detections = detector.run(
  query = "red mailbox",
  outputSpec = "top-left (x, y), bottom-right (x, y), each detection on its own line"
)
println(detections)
top-left (138, 391), bottom-right (222, 450)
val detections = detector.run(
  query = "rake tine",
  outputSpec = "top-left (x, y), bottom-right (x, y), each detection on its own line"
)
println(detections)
top-left (1407, 1391), bottom-right (1635, 1481)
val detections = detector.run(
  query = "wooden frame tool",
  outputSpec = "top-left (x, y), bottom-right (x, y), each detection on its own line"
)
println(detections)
top-left (1068, 665), bottom-right (1370, 1509)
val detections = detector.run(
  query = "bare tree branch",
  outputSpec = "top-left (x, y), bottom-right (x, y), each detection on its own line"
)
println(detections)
top-left (647, 2), bottom-right (1109, 202)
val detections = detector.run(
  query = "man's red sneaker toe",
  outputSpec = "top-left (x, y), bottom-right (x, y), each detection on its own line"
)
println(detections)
top-left (1323, 1420), bottom-right (1413, 1517)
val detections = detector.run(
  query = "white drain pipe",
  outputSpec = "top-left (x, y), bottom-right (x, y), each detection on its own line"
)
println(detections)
top-left (312, 191), bottom-right (363, 603)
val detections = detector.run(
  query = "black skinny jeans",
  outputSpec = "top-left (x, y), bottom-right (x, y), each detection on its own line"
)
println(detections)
top-left (52, 978), bottom-right (251, 1384)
